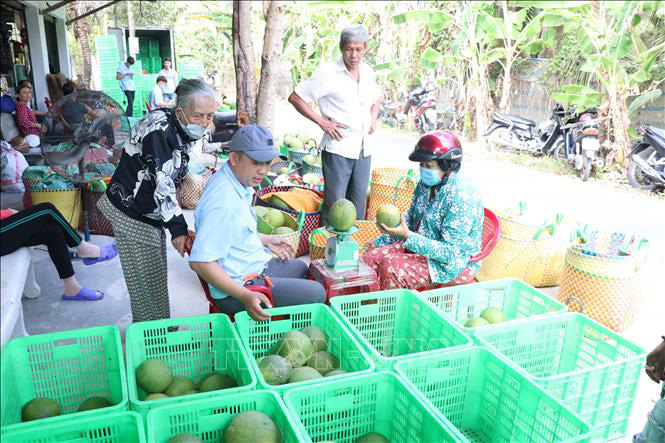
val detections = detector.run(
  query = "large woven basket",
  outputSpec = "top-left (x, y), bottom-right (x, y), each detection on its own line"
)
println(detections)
top-left (559, 229), bottom-right (649, 332)
top-left (255, 185), bottom-right (323, 257)
top-left (30, 188), bottom-right (82, 229)
top-left (366, 168), bottom-right (419, 221)
top-left (176, 169), bottom-right (214, 209)
top-left (84, 188), bottom-right (113, 236)
top-left (309, 220), bottom-right (382, 260)
top-left (476, 209), bottom-right (568, 287)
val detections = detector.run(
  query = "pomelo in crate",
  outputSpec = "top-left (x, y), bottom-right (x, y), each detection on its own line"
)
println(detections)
top-left (224, 410), bottom-right (282, 443)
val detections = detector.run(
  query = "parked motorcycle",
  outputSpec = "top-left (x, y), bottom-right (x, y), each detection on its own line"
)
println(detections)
top-left (380, 100), bottom-right (406, 129)
top-left (209, 110), bottom-right (239, 145)
top-left (484, 105), bottom-right (567, 155)
top-left (552, 109), bottom-right (602, 182)
top-left (627, 125), bottom-right (665, 191)
top-left (405, 87), bottom-right (437, 133)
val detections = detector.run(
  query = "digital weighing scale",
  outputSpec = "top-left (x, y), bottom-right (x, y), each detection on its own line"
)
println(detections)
top-left (324, 225), bottom-right (360, 271)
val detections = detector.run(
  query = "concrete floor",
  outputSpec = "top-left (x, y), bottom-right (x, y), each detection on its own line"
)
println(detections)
top-left (2, 101), bottom-right (663, 441)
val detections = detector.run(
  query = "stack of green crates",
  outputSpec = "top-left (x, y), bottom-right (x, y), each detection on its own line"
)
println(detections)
top-left (179, 59), bottom-right (205, 80)
top-left (95, 35), bottom-right (123, 105)
top-left (136, 38), bottom-right (162, 74)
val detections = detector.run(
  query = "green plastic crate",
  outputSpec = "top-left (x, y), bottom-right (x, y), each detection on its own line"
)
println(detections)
top-left (395, 347), bottom-right (592, 443)
top-left (329, 289), bottom-right (473, 369)
top-left (418, 278), bottom-right (568, 335)
top-left (0, 326), bottom-right (128, 430)
top-left (147, 390), bottom-right (300, 442)
top-left (234, 303), bottom-right (375, 394)
top-left (474, 313), bottom-right (646, 441)
top-left (125, 314), bottom-right (256, 421)
top-left (283, 371), bottom-right (467, 442)
top-left (1, 411), bottom-right (145, 442)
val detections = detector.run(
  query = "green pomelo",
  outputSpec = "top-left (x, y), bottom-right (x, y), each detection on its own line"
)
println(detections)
top-left (329, 199), bottom-right (357, 231)
top-left (308, 351), bottom-right (339, 375)
top-left (302, 173), bottom-right (321, 185)
top-left (270, 330), bottom-right (314, 367)
top-left (324, 369), bottom-right (348, 377)
top-left (224, 411), bottom-right (283, 443)
top-left (279, 167), bottom-right (290, 175)
top-left (77, 396), bottom-right (111, 412)
top-left (168, 434), bottom-right (204, 443)
top-left (357, 432), bottom-right (390, 443)
top-left (136, 359), bottom-right (173, 393)
top-left (480, 307), bottom-right (505, 324)
top-left (376, 204), bottom-right (401, 228)
top-left (164, 375), bottom-right (195, 397)
top-left (21, 398), bottom-right (60, 422)
top-left (273, 226), bottom-right (295, 235)
top-left (464, 316), bottom-right (490, 328)
top-left (290, 138), bottom-right (304, 150)
top-left (257, 220), bottom-right (274, 235)
top-left (145, 393), bottom-right (169, 401)
top-left (258, 355), bottom-right (293, 385)
top-left (283, 136), bottom-right (294, 147)
top-left (198, 373), bottom-right (237, 392)
top-left (302, 154), bottom-right (317, 165)
top-left (270, 196), bottom-right (291, 210)
top-left (288, 366), bottom-right (323, 383)
top-left (301, 326), bottom-right (328, 352)
top-left (264, 209), bottom-right (285, 227)
top-left (254, 206), bottom-right (269, 218)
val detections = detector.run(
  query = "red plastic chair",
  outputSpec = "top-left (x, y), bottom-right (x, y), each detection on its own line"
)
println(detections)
top-left (145, 101), bottom-right (153, 112)
top-left (184, 231), bottom-right (273, 322)
top-left (416, 208), bottom-right (501, 291)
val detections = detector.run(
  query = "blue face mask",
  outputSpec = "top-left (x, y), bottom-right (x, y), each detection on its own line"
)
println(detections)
top-left (177, 108), bottom-right (207, 140)
top-left (420, 167), bottom-right (442, 186)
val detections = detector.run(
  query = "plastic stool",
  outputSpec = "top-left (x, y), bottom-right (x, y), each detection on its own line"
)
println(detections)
top-left (308, 259), bottom-right (380, 303)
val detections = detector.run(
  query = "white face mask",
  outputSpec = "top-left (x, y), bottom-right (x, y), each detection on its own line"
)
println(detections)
top-left (177, 108), bottom-right (207, 140)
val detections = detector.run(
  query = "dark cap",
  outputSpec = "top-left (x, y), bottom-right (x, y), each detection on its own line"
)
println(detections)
top-left (230, 124), bottom-right (283, 162)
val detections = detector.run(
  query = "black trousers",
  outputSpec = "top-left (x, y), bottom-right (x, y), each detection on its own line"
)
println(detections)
top-left (1, 203), bottom-right (82, 279)
top-left (123, 90), bottom-right (135, 117)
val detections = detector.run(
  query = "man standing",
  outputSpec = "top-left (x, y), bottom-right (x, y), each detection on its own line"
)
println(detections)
top-left (116, 56), bottom-right (135, 116)
top-left (288, 24), bottom-right (381, 226)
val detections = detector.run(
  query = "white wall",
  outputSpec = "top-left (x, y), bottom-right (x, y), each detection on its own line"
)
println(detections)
top-left (23, 3), bottom-right (49, 112)
top-left (55, 18), bottom-right (71, 79)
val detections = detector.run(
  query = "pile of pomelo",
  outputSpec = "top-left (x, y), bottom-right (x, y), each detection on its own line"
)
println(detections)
top-left (20, 395), bottom-right (113, 422)
top-left (168, 410), bottom-right (283, 443)
top-left (255, 207), bottom-right (296, 236)
top-left (257, 326), bottom-right (347, 386)
top-left (464, 307), bottom-right (506, 328)
top-left (281, 131), bottom-right (316, 152)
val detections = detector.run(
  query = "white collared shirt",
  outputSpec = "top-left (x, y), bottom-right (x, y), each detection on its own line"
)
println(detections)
top-left (295, 58), bottom-right (381, 159)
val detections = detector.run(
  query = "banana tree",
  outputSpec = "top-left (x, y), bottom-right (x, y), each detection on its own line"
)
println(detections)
top-left (548, 1), bottom-right (665, 164)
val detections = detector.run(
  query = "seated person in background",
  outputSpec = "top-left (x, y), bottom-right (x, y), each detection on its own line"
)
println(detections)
top-left (16, 80), bottom-right (46, 117)
top-left (149, 76), bottom-right (175, 110)
top-left (1, 203), bottom-right (118, 300)
top-left (189, 125), bottom-right (326, 321)
top-left (15, 84), bottom-right (45, 147)
top-left (60, 82), bottom-right (115, 146)
top-left (362, 130), bottom-right (483, 290)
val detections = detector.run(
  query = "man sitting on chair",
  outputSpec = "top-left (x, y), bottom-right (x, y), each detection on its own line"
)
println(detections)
top-left (362, 131), bottom-right (483, 290)
top-left (189, 124), bottom-right (326, 321)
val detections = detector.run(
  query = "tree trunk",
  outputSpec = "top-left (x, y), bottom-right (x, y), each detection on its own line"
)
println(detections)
top-left (499, 57), bottom-right (512, 112)
top-left (71, 2), bottom-right (92, 89)
top-left (127, 0), bottom-right (135, 38)
top-left (256, 1), bottom-right (285, 132)
top-left (232, 0), bottom-right (257, 124)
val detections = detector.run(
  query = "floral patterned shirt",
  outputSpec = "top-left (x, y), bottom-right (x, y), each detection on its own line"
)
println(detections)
top-left (374, 173), bottom-right (483, 284)
top-left (107, 109), bottom-right (197, 238)
top-left (15, 102), bottom-right (40, 137)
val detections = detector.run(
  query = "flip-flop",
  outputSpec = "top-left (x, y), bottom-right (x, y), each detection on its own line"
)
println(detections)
top-left (82, 244), bottom-right (118, 266)
top-left (62, 287), bottom-right (105, 301)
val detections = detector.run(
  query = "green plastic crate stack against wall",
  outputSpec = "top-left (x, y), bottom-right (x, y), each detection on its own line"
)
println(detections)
top-left (474, 312), bottom-right (646, 441)
top-left (1, 411), bottom-right (145, 443)
top-left (234, 303), bottom-right (375, 394)
top-left (394, 347), bottom-right (592, 443)
top-left (283, 371), bottom-right (467, 443)
top-left (418, 278), bottom-right (568, 336)
top-left (0, 326), bottom-right (129, 431)
top-left (179, 59), bottom-right (205, 80)
top-left (125, 313), bottom-right (256, 422)
top-left (147, 390), bottom-right (301, 442)
top-left (329, 289), bottom-right (473, 370)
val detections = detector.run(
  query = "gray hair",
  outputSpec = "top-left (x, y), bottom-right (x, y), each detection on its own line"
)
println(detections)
top-left (175, 78), bottom-right (216, 110)
top-left (340, 24), bottom-right (369, 48)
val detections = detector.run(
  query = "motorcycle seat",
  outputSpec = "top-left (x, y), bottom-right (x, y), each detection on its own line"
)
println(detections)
top-left (645, 126), bottom-right (665, 150)
top-left (493, 112), bottom-right (536, 127)
top-left (213, 111), bottom-right (237, 127)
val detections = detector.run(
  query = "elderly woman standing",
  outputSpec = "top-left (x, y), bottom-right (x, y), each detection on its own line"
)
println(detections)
top-left (98, 79), bottom-right (216, 322)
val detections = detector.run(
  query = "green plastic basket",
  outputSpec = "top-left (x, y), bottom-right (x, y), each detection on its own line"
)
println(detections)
top-left (395, 347), bottom-right (592, 443)
top-left (0, 326), bottom-right (128, 430)
top-left (329, 289), bottom-right (473, 369)
top-left (283, 371), bottom-right (467, 443)
top-left (125, 314), bottom-right (256, 421)
top-left (1, 411), bottom-right (145, 442)
top-left (474, 312), bottom-right (646, 441)
top-left (146, 390), bottom-right (300, 442)
top-left (418, 278), bottom-right (568, 335)
top-left (234, 303), bottom-right (375, 394)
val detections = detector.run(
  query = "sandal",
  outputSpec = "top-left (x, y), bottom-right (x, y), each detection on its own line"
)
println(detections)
top-left (82, 244), bottom-right (118, 266)
top-left (62, 287), bottom-right (105, 301)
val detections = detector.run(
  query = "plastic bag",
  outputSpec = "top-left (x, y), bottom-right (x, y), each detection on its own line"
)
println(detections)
top-left (1, 141), bottom-right (29, 192)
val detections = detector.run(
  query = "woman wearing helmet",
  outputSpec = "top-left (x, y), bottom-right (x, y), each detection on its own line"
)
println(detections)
top-left (362, 130), bottom-right (483, 290)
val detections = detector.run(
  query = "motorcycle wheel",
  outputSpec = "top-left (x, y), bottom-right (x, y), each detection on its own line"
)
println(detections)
top-left (627, 152), bottom-right (659, 191)
top-left (581, 157), bottom-right (592, 182)
top-left (553, 139), bottom-right (567, 162)
top-left (486, 127), bottom-right (513, 151)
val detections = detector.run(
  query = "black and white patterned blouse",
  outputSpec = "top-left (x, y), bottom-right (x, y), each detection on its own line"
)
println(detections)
top-left (107, 109), bottom-right (196, 239)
